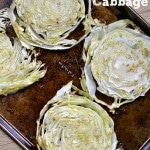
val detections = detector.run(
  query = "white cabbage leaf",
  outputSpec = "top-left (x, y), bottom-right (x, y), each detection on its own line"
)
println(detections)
top-left (9, 0), bottom-right (100, 50)
top-left (0, 8), bottom-right (46, 95)
top-left (36, 81), bottom-right (118, 150)
top-left (81, 19), bottom-right (150, 111)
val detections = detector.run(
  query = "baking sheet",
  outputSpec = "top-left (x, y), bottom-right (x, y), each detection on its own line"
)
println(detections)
top-left (0, 0), bottom-right (150, 149)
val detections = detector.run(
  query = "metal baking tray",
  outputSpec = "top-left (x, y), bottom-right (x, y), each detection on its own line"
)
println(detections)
top-left (0, 0), bottom-right (150, 150)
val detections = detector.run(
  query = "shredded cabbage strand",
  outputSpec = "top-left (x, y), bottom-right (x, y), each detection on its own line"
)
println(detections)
top-left (0, 8), bottom-right (10, 31)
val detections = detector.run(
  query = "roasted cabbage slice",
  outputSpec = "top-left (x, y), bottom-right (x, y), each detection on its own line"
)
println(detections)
top-left (36, 82), bottom-right (117, 150)
top-left (9, 0), bottom-right (99, 50)
top-left (81, 19), bottom-right (150, 111)
top-left (0, 8), bottom-right (46, 95)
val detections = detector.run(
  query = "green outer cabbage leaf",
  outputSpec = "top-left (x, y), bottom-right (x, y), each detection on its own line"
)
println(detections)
top-left (36, 81), bottom-right (117, 150)
top-left (0, 8), bottom-right (46, 95)
top-left (81, 19), bottom-right (150, 111)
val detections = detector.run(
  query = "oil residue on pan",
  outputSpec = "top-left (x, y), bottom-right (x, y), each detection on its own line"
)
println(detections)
top-left (0, 0), bottom-right (150, 150)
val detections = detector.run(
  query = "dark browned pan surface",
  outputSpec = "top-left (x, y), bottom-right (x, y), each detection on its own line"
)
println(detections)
top-left (0, 0), bottom-right (150, 150)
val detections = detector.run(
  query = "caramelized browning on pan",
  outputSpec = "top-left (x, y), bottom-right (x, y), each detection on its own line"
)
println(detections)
top-left (0, 0), bottom-right (149, 149)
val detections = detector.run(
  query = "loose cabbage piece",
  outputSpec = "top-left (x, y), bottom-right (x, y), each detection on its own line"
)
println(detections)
top-left (36, 82), bottom-right (117, 150)
top-left (9, 0), bottom-right (99, 50)
top-left (81, 19), bottom-right (150, 111)
top-left (0, 8), bottom-right (46, 95)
